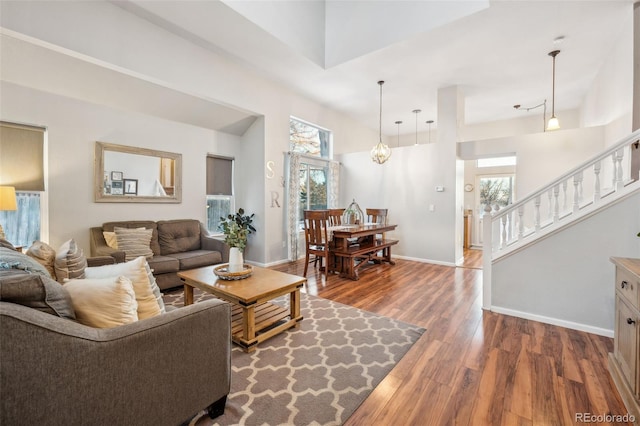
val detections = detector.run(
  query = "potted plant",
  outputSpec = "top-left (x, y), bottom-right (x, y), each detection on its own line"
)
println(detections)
top-left (219, 208), bottom-right (255, 271)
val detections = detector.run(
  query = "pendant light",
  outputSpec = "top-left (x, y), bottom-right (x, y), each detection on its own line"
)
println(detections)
top-left (425, 120), bottom-right (434, 143)
top-left (395, 120), bottom-right (402, 147)
top-left (546, 50), bottom-right (561, 131)
top-left (371, 81), bottom-right (392, 164)
top-left (412, 109), bottom-right (421, 145)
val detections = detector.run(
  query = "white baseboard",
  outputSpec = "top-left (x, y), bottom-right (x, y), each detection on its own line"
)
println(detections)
top-left (392, 255), bottom-right (457, 267)
top-left (491, 305), bottom-right (613, 337)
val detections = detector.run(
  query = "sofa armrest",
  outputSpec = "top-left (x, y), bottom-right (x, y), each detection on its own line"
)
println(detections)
top-left (0, 299), bottom-right (231, 425)
top-left (86, 256), bottom-right (116, 267)
top-left (89, 226), bottom-right (126, 262)
top-left (200, 223), bottom-right (230, 263)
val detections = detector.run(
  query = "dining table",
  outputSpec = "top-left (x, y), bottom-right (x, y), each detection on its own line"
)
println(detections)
top-left (328, 223), bottom-right (398, 280)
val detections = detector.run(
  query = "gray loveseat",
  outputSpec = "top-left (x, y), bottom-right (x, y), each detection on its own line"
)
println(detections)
top-left (0, 247), bottom-right (231, 425)
top-left (90, 219), bottom-right (229, 290)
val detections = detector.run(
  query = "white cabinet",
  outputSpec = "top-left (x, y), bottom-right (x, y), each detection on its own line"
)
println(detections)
top-left (609, 257), bottom-right (640, 423)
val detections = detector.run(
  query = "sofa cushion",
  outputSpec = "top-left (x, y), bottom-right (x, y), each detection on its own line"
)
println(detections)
top-left (115, 228), bottom-right (154, 261)
top-left (147, 255), bottom-right (180, 274)
top-left (64, 275), bottom-right (138, 328)
top-left (54, 239), bottom-right (87, 283)
top-left (0, 238), bottom-right (16, 250)
top-left (0, 247), bottom-right (50, 277)
top-left (26, 241), bottom-right (57, 279)
top-left (0, 270), bottom-right (76, 319)
top-left (85, 256), bottom-right (165, 319)
top-left (169, 250), bottom-right (222, 270)
top-left (157, 220), bottom-right (201, 255)
top-left (102, 221), bottom-right (161, 255)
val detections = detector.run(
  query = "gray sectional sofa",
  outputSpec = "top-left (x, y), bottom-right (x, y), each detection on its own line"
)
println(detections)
top-left (0, 246), bottom-right (232, 425)
top-left (90, 219), bottom-right (229, 290)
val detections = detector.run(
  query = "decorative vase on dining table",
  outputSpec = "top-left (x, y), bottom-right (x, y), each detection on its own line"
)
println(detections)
top-left (228, 247), bottom-right (244, 273)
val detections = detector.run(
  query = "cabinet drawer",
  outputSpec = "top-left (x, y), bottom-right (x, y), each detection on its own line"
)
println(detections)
top-left (616, 266), bottom-right (639, 310)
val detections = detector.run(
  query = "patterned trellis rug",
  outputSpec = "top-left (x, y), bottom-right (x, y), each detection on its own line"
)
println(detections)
top-left (162, 288), bottom-right (425, 426)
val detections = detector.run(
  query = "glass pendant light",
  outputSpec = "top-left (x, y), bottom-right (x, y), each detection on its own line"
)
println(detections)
top-left (371, 81), bottom-right (391, 164)
top-left (546, 50), bottom-right (561, 131)
top-left (412, 109), bottom-right (421, 145)
top-left (426, 120), bottom-right (434, 143)
top-left (395, 120), bottom-right (402, 147)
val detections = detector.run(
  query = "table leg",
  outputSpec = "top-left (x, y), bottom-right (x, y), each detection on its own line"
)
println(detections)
top-left (183, 283), bottom-right (194, 306)
top-left (290, 288), bottom-right (301, 328)
top-left (242, 305), bottom-right (256, 343)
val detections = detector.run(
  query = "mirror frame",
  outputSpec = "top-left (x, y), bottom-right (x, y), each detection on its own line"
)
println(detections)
top-left (94, 141), bottom-right (182, 203)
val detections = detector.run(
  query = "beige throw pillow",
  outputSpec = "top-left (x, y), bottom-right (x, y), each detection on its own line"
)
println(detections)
top-left (103, 231), bottom-right (118, 249)
top-left (85, 256), bottom-right (165, 319)
top-left (103, 227), bottom-right (146, 249)
top-left (114, 227), bottom-right (153, 261)
top-left (64, 276), bottom-right (138, 328)
top-left (54, 239), bottom-right (87, 283)
top-left (26, 241), bottom-right (57, 279)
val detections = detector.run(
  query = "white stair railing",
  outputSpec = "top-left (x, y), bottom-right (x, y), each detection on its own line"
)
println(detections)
top-left (483, 129), bottom-right (640, 262)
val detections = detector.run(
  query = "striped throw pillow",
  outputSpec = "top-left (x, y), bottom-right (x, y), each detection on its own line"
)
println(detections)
top-left (114, 227), bottom-right (154, 261)
top-left (54, 239), bottom-right (87, 283)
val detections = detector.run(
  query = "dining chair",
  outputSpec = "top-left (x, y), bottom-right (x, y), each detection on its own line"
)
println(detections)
top-left (366, 208), bottom-right (389, 261)
top-left (303, 210), bottom-right (331, 278)
top-left (328, 208), bottom-right (344, 226)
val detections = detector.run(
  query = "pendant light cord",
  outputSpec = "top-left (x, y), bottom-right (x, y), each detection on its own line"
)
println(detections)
top-left (378, 81), bottom-right (384, 143)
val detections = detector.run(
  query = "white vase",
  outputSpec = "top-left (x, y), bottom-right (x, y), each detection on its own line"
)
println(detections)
top-left (228, 247), bottom-right (244, 273)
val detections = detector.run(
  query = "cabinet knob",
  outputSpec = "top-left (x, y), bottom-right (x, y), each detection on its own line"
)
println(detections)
top-left (621, 280), bottom-right (628, 289)
top-left (627, 318), bottom-right (636, 325)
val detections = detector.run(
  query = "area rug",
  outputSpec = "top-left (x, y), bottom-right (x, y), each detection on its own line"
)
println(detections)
top-left (162, 288), bottom-right (425, 426)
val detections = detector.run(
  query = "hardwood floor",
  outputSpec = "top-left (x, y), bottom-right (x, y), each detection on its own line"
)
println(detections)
top-left (272, 257), bottom-right (631, 426)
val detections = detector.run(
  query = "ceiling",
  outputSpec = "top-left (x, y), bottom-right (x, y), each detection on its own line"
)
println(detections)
top-left (117, 0), bottom-right (631, 136)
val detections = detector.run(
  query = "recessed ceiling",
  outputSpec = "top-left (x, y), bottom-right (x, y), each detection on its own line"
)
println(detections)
top-left (117, 0), bottom-right (633, 136)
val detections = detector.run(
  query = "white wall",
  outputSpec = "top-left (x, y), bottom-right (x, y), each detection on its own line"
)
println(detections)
top-left (580, 8), bottom-right (633, 142)
top-left (338, 143), bottom-right (457, 265)
top-left (0, 0), bottom-right (636, 269)
top-left (0, 82), bottom-right (241, 253)
top-left (459, 126), bottom-right (606, 199)
top-left (0, 0), bottom-right (379, 264)
top-left (492, 190), bottom-right (640, 335)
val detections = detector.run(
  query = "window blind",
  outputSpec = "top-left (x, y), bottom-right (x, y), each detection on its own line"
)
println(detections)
top-left (0, 122), bottom-right (45, 191)
top-left (206, 155), bottom-right (233, 196)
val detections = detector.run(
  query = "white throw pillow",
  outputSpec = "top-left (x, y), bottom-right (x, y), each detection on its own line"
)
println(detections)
top-left (85, 256), bottom-right (164, 319)
top-left (64, 276), bottom-right (138, 328)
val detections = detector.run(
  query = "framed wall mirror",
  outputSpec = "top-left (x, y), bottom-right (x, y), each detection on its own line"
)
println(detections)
top-left (94, 141), bottom-right (182, 203)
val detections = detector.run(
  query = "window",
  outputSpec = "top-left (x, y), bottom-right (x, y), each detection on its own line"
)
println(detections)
top-left (479, 175), bottom-right (514, 208)
top-left (0, 122), bottom-right (46, 247)
top-left (477, 156), bottom-right (517, 168)
top-left (0, 192), bottom-right (41, 246)
top-left (290, 117), bottom-right (330, 158)
top-left (299, 162), bottom-right (328, 223)
top-left (206, 155), bottom-right (234, 234)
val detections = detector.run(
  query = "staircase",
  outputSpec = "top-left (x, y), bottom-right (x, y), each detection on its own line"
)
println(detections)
top-left (482, 129), bottom-right (640, 313)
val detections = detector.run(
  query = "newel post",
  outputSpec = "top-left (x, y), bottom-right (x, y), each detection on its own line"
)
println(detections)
top-left (482, 204), bottom-right (493, 310)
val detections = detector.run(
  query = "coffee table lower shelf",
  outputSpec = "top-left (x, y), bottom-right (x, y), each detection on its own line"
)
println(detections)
top-left (230, 302), bottom-right (302, 352)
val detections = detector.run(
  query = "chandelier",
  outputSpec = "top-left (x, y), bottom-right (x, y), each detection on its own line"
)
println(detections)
top-left (371, 81), bottom-right (391, 164)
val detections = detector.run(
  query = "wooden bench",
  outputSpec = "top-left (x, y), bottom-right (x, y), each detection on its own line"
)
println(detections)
top-left (331, 238), bottom-right (398, 280)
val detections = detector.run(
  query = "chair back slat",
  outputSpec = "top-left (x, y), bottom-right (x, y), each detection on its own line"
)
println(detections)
top-left (328, 208), bottom-right (344, 226)
top-left (366, 208), bottom-right (388, 225)
top-left (304, 210), bottom-right (329, 246)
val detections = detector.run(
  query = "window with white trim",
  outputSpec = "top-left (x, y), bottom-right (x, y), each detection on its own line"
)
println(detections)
top-left (206, 155), bottom-right (234, 235)
top-left (0, 122), bottom-right (46, 247)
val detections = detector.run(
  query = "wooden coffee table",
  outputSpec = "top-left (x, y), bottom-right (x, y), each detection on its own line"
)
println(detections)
top-left (178, 265), bottom-right (305, 353)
